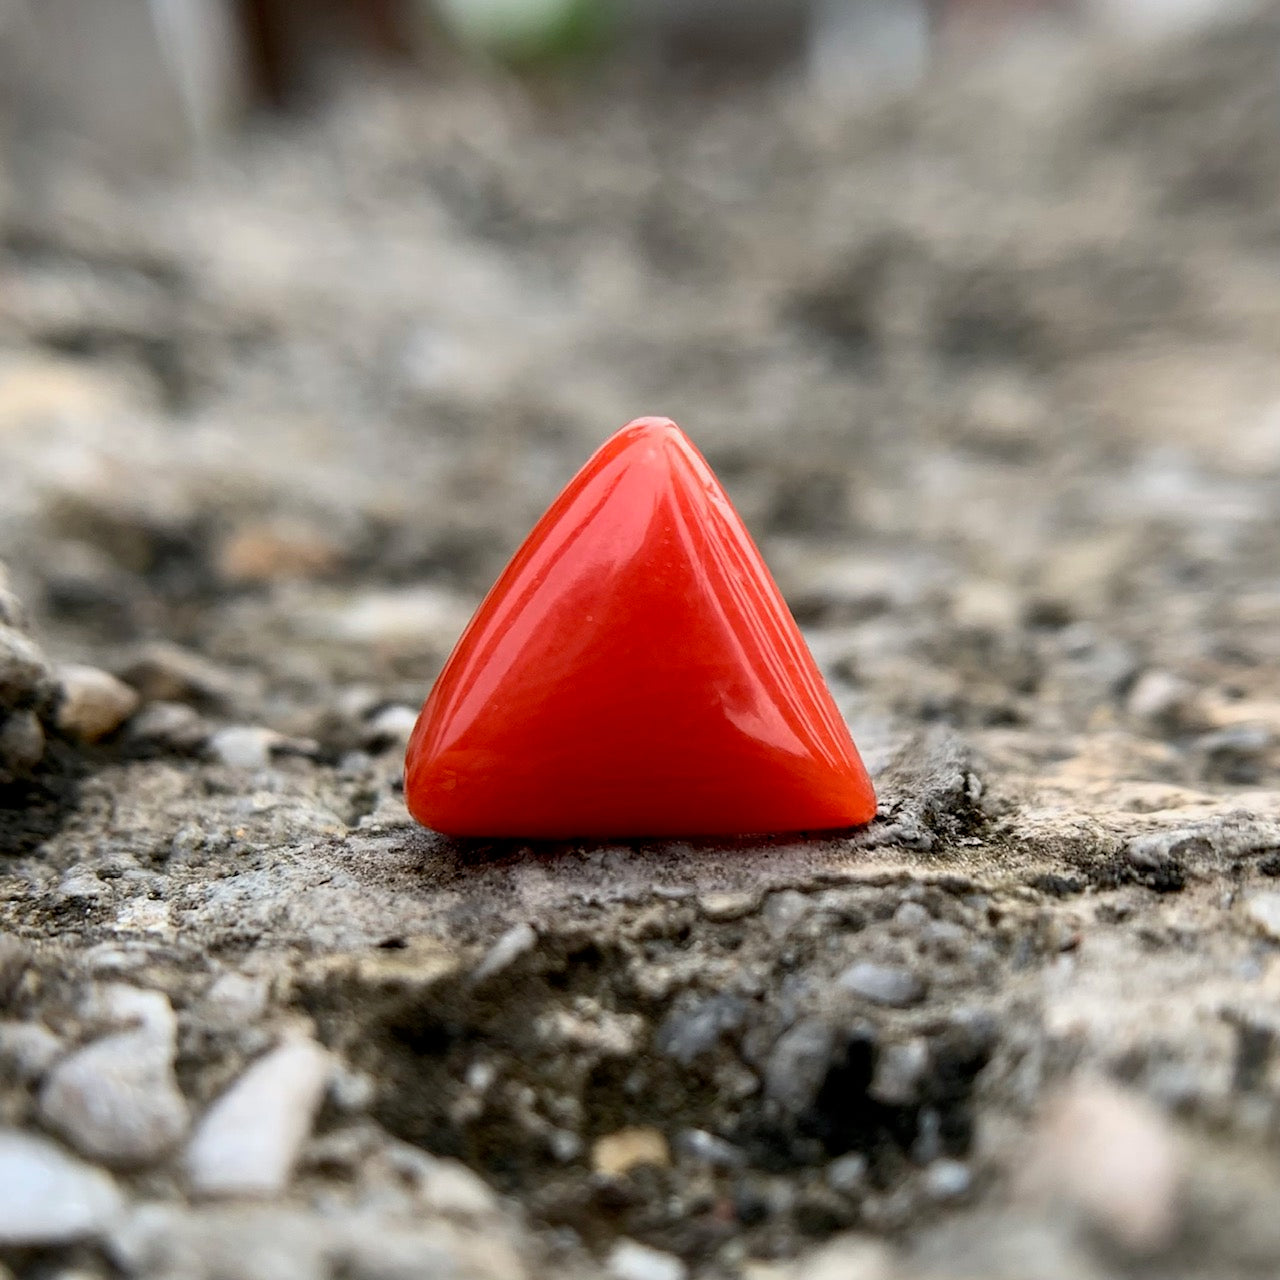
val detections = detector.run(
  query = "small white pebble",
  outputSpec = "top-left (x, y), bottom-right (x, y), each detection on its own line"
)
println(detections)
top-left (674, 1128), bottom-right (745, 1169)
top-left (549, 1129), bottom-right (583, 1162)
top-left (0, 1129), bottom-right (122, 1244)
top-left (1245, 892), bottom-right (1280, 942)
top-left (327, 1064), bottom-right (376, 1113)
top-left (56, 665), bottom-right (139, 743)
top-left (465, 1060), bottom-right (496, 1092)
top-left (39, 990), bottom-right (188, 1167)
top-left (788, 1234), bottom-right (894, 1280)
top-left (472, 923), bottom-right (537, 982)
top-left (1021, 1078), bottom-right (1182, 1252)
top-left (0, 1021), bottom-right (63, 1082)
top-left (1127, 670), bottom-right (1197, 729)
top-left (55, 871), bottom-right (106, 902)
top-left (922, 1158), bottom-right (972, 1201)
top-left (0, 710), bottom-right (44, 770)
top-left (838, 961), bottom-right (925, 1007)
top-left (208, 726), bottom-right (281, 769)
top-left (365, 704), bottom-right (418, 745)
top-left (127, 700), bottom-right (207, 748)
top-left (592, 1128), bottom-right (669, 1178)
top-left (385, 1145), bottom-right (500, 1219)
top-left (826, 1152), bottom-right (869, 1194)
top-left (112, 898), bottom-right (173, 937)
top-left (202, 972), bottom-right (270, 1029)
top-left (607, 1238), bottom-right (687, 1280)
top-left (697, 892), bottom-right (760, 922)
top-left (892, 901), bottom-right (931, 929)
top-left (185, 1037), bottom-right (330, 1197)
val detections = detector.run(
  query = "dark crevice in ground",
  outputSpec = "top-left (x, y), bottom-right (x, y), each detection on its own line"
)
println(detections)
top-left (0, 742), bottom-right (89, 859)
top-left (297, 889), bottom-right (1004, 1265)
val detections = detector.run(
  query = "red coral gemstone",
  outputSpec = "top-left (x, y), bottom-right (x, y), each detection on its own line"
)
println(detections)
top-left (404, 417), bottom-right (876, 838)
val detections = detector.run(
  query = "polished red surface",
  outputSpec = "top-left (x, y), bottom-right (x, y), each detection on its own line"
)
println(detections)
top-left (404, 417), bottom-right (877, 838)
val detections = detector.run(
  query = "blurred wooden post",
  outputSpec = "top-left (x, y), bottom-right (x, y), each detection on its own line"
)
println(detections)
top-left (235, 0), bottom-right (420, 108)
top-left (2, 0), bottom-right (247, 168)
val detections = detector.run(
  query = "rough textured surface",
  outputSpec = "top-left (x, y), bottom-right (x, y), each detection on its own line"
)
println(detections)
top-left (3, 10), bottom-right (1280, 1279)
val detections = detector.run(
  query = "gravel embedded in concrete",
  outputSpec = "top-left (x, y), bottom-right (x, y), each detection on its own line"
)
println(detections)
top-left (185, 1037), bottom-right (331, 1197)
top-left (0, 1129), bottom-right (123, 1245)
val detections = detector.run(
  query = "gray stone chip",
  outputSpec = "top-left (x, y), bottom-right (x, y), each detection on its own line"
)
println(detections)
top-left (837, 961), bottom-right (925, 1007)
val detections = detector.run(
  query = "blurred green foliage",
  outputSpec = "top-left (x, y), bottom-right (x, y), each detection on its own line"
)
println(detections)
top-left (434, 0), bottom-right (614, 64)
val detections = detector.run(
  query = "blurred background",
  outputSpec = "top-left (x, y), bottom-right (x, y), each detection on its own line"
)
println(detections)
top-left (1, 0), bottom-right (1279, 771)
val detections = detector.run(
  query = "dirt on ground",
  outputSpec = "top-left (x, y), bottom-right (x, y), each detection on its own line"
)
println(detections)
top-left (3, 10), bottom-right (1280, 1280)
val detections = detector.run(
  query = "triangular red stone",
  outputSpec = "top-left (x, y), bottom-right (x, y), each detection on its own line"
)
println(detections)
top-left (405, 417), bottom-right (877, 838)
